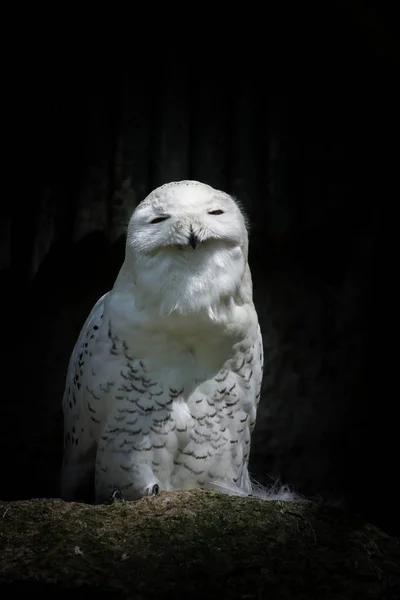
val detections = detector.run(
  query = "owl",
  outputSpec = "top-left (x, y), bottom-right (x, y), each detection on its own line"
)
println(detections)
top-left (60, 180), bottom-right (264, 503)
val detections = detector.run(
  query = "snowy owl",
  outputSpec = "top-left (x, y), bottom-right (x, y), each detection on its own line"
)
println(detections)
top-left (60, 180), bottom-right (263, 504)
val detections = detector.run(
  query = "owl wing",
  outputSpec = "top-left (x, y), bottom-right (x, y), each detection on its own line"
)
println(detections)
top-left (60, 292), bottom-right (110, 497)
top-left (230, 321), bottom-right (264, 490)
top-left (226, 320), bottom-right (263, 494)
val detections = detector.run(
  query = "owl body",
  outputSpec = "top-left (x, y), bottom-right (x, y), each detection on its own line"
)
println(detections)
top-left (61, 181), bottom-right (263, 503)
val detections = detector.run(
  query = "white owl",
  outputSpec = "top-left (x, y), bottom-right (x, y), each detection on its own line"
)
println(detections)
top-left (60, 180), bottom-right (264, 504)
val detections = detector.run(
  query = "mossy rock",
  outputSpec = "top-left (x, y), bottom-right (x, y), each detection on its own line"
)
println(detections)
top-left (0, 490), bottom-right (399, 599)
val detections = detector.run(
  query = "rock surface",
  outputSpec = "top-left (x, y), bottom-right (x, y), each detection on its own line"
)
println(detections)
top-left (1, 491), bottom-right (399, 599)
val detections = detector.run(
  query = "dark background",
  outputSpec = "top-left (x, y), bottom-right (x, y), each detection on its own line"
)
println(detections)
top-left (1, 3), bottom-right (399, 537)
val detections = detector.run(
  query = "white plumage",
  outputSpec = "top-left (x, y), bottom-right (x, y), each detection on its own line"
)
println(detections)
top-left (60, 180), bottom-right (264, 503)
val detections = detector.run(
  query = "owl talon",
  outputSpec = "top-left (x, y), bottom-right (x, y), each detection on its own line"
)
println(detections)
top-left (110, 488), bottom-right (125, 503)
top-left (145, 483), bottom-right (160, 496)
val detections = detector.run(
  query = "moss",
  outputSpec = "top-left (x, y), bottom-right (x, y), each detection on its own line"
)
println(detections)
top-left (0, 491), bottom-right (399, 599)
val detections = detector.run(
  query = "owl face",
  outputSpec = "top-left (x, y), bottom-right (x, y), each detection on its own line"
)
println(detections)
top-left (127, 181), bottom-right (248, 257)
top-left (117, 181), bottom-right (251, 317)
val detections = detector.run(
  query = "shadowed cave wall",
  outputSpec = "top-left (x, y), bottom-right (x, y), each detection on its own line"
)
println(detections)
top-left (1, 5), bottom-right (399, 537)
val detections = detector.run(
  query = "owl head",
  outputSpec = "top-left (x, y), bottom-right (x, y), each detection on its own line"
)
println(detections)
top-left (119, 181), bottom-right (252, 316)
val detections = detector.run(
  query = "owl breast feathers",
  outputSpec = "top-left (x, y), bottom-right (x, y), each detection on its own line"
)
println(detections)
top-left (60, 180), bottom-right (263, 503)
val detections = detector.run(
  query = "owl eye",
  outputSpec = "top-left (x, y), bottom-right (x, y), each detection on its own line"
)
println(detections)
top-left (150, 216), bottom-right (170, 224)
top-left (208, 210), bottom-right (224, 215)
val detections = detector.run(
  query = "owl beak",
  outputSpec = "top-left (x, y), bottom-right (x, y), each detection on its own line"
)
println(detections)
top-left (188, 228), bottom-right (198, 250)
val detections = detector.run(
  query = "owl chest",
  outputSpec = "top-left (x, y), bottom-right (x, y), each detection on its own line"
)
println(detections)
top-left (98, 325), bottom-right (230, 384)
top-left (94, 332), bottom-right (258, 495)
top-left (101, 342), bottom-right (256, 445)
